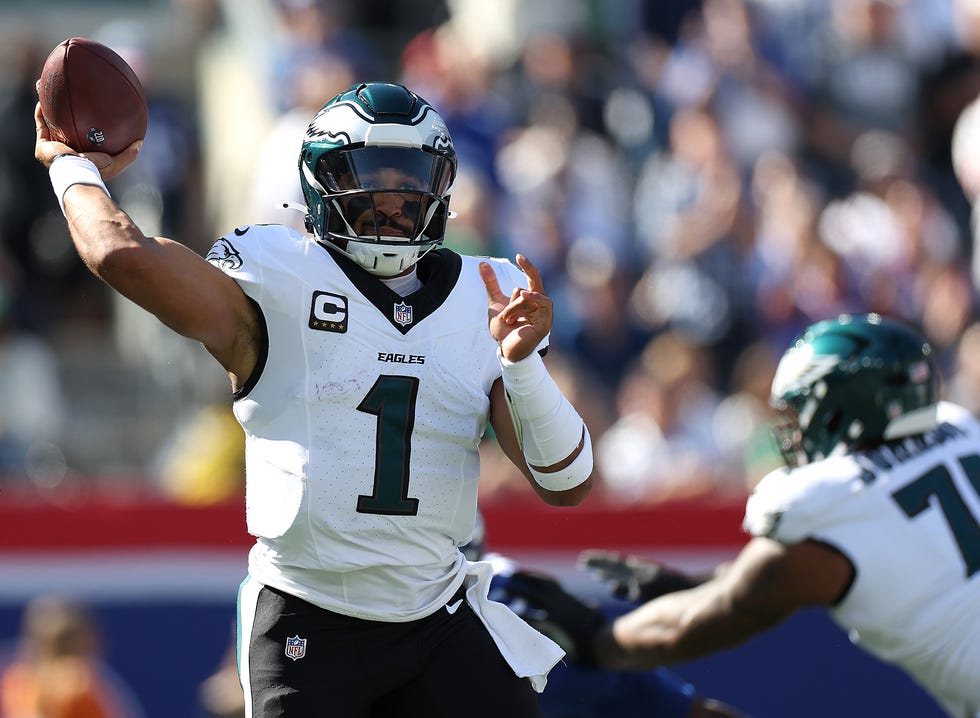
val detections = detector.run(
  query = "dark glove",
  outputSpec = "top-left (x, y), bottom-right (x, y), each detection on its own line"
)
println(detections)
top-left (578, 550), bottom-right (706, 603)
top-left (491, 569), bottom-right (605, 666)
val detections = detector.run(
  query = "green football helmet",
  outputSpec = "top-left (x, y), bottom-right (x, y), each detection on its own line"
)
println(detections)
top-left (298, 82), bottom-right (457, 276)
top-left (770, 313), bottom-right (939, 467)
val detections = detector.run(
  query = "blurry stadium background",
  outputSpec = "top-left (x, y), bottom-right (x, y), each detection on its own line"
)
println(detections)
top-left (1, 0), bottom-right (978, 715)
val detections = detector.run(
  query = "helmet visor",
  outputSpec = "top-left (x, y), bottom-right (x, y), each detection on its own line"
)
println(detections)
top-left (317, 146), bottom-right (454, 246)
top-left (316, 146), bottom-right (455, 196)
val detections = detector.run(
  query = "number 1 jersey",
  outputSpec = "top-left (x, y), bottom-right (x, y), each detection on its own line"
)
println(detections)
top-left (207, 225), bottom-right (536, 622)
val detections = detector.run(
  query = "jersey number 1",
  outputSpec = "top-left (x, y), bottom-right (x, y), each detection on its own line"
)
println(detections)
top-left (356, 375), bottom-right (421, 515)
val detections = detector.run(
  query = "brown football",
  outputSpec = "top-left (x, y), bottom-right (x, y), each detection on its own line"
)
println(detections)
top-left (38, 37), bottom-right (148, 155)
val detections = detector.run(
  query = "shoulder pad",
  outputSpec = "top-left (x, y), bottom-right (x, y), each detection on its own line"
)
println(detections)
top-left (206, 224), bottom-right (305, 276)
top-left (743, 456), bottom-right (861, 542)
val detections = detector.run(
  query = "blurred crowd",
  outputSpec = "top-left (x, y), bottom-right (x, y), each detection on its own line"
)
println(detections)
top-left (3, 0), bottom-right (980, 507)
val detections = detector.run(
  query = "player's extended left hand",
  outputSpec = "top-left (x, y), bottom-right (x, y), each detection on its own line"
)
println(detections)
top-left (479, 254), bottom-right (553, 362)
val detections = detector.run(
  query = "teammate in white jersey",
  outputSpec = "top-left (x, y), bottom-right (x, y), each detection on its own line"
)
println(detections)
top-left (34, 82), bottom-right (594, 717)
top-left (559, 314), bottom-right (979, 717)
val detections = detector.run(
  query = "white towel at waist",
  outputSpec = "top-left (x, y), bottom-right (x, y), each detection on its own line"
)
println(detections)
top-left (462, 559), bottom-right (565, 693)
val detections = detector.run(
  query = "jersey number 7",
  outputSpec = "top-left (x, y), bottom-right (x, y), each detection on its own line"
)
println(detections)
top-left (892, 453), bottom-right (980, 577)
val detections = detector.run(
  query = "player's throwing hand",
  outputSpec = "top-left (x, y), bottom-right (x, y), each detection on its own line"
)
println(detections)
top-left (33, 101), bottom-right (140, 180)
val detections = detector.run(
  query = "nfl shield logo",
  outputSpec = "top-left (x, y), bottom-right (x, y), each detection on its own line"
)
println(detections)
top-left (285, 635), bottom-right (307, 661)
top-left (394, 301), bottom-right (413, 327)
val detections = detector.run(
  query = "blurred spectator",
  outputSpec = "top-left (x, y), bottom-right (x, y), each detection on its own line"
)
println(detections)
top-left (633, 107), bottom-right (740, 264)
top-left (195, 629), bottom-right (244, 718)
top-left (152, 403), bottom-right (245, 506)
top-left (803, 0), bottom-right (929, 191)
top-left (629, 107), bottom-right (745, 351)
top-left (247, 50), bottom-right (354, 230)
top-left (564, 256), bottom-right (651, 392)
top-left (0, 26), bottom-right (82, 329)
top-left (439, 166), bottom-right (506, 257)
top-left (747, 149), bottom-right (825, 346)
top-left (818, 128), bottom-right (963, 325)
top-left (0, 596), bottom-right (144, 718)
top-left (947, 321), bottom-right (980, 415)
top-left (0, 257), bottom-right (68, 483)
top-left (952, 89), bottom-right (980, 289)
top-left (268, 0), bottom-right (381, 113)
top-left (918, 0), bottom-right (980, 251)
top-left (710, 339), bottom-right (783, 492)
top-left (596, 332), bottom-right (723, 504)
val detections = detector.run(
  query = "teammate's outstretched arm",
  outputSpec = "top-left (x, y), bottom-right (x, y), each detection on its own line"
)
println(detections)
top-left (34, 102), bottom-right (261, 389)
top-left (594, 537), bottom-right (853, 670)
top-left (481, 254), bottom-right (593, 506)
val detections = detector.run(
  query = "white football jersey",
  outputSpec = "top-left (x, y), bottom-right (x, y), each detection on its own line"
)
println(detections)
top-left (744, 402), bottom-right (980, 717)
top-left (207, 225), bottom-right (540, 622)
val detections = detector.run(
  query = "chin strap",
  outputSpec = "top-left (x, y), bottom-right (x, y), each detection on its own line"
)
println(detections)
top-left (280, 201), bottom-right (315, 234)
top-left (282, 201), bottom-right (308, 214)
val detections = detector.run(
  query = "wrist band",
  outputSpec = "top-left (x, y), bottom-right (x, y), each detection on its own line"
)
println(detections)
top-left (49, 154), bottom-right (110, 216)
top-left (498, 348), bottom-right (592, 489)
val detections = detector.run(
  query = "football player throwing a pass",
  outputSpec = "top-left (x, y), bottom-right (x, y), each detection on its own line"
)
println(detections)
top-left (34, 82), bottom-right (594, 717)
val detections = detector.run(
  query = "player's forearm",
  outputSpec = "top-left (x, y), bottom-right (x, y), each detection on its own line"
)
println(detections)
top-left (64, 185), bottom-right (149, 279)
top-left (498, 349), bottom-right (593, 502)
top-left (596, 582), bottom-right (763, 670)
top-left (50, 154), bottom-right (150, 286)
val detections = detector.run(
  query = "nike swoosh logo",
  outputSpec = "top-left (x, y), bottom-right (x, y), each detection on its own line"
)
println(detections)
top-left (445, 599), bottom-right (464, 614)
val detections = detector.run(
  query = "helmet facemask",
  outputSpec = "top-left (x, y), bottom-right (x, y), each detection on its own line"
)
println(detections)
top-left (308, 146), bottom-right (454, 276)
top-left (770, 401), bottom-right (805, 468)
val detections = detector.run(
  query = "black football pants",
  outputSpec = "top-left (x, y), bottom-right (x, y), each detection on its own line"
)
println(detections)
top-left (240, 582), bottom-right (544, 718)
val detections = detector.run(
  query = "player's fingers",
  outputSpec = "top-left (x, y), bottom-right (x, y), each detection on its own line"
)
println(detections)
top-left (516, 254), bottom-right (546, 295)
top-left (479, 261), bottom-right (506, 305)
top-left (78, 139), bottom-right (143, 181)
top-left (498, 288), bottom-right (534, 324)
top-left (112, 139), bottom-right (143, 166)
top-left (34, 103), bottom-right (78, 167)
top-left (34, 102), bottom-right (47, 136)
top-left (499, 289), bottom-right (552, 324)
top-left (78, 151), bottom-right (113, 171)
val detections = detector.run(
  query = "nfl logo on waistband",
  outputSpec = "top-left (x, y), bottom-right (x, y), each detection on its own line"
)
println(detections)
top-left (394, 301), bottom-right (413, 326)
top-left (285, 635), bottom-right (307, 661)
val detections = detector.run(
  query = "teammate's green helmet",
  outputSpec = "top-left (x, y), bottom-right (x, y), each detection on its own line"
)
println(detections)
top-left (770, 313), bottom-right (939, 467)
